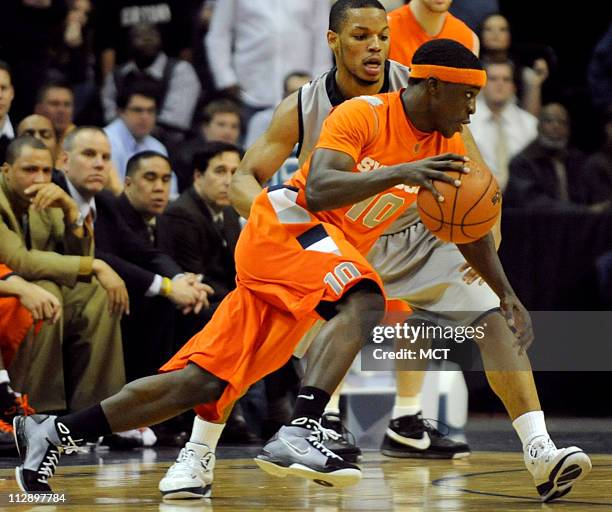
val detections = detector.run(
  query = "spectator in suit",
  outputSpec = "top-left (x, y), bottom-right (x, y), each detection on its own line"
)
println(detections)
top-left (469, 60), bottom-right (538, 190)
top-left (104, 80), bottom-right (177, 197)
top-left (165, 141), bottom-right (242, 317)
top-left (102, 23), bottom-right (201, 140)
top-left (0, 61), bottom-right (16, 164)
top-left (505, 103), bottom-right (606, 210)
top-left (118, 150), bottom-right (187, 446)
top-left (56, 127), bottom-right (213, 382)
top-left (0, 136), bottom-right (126, 413)
top-left (120, 150), bottom-right (174, 252)
top-left (171, 98), bottom-right (242, 193)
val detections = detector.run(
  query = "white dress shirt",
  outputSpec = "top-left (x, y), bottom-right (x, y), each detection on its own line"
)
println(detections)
top-left (104, 117), bottom-right (177, 198)
top-left (0, 116), bottom-right (14, 139)
top-left (470, 98), bottom-right (538, 190)
top-left (205, 0), bottom-right (332, 108)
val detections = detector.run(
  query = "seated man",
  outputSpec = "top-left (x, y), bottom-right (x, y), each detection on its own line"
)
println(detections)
top-left (0, 136), bottom-right (126, 413)
top-left (164, 142), bottom-right (242, 323)
top-left (119, 151), bottom-right (174, 253)
top-left (0, 263), bottom-right (60, 442)
top-left (55, 127), bottom-right (213, 382)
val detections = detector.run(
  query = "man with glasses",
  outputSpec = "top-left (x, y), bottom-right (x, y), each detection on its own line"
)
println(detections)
top-left (104, 80), bottom-right (177, 197)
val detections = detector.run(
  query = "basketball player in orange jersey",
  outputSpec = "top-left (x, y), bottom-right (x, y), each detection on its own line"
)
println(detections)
top-left (14, 37), bottom-right (514, 493)
top-left (157, 1), bottom-right (589, 503)
top-left (388, 0), bottom-right (479, 65)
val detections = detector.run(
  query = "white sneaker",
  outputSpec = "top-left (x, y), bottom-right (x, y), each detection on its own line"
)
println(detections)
top-left (525, 436), bottom-right (591, 502)
top-left (159, 442), bottom-right (215, 499)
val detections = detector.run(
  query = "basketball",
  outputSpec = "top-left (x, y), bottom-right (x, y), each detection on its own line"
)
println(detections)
top-left (417, 160), bottom-right (502, 244)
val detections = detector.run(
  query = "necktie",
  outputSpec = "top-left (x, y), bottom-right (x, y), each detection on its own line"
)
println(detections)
top-left (214, 215), bottom-right (227, 247)
top-left (552, 159), bottom-right (569, 201)
top-left (84, 210), bottom-right (94, 232)
top-left (21, 214), bottom-right (31, 250)
top-left (147, 222), bottom-right (156, 245)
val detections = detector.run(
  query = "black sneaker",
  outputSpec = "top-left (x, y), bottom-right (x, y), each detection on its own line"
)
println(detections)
top-left (320, 412), bottom-right (362, 463)
top-left (13, 415), bottom-right (82, 493)
top-left (381, 412), bottom-right (470, 459)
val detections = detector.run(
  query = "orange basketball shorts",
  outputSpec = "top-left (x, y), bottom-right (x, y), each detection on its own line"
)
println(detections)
top-left (160, 185), bottom-right (385, 422)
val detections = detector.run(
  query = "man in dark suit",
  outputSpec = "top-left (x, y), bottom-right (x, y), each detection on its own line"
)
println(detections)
top-left (119, 150), bottom-right (175, 255)
top-left (164, 141), bottom-right (242, 322)
top-left (506, 103), bottom-right (605, 211)
top-left (56, 126), bottom-right (213, 384)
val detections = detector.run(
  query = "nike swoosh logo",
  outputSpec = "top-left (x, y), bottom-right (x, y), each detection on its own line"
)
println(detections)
top-left (279, 437), bottom-right (310, 456)
top-left (297, 394), bottom-right (314, 400)
top-left (386, 429), bottom-right (431, 450)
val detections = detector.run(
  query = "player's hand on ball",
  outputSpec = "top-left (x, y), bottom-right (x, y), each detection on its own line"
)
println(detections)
top-left (400, 153), bottom-right (470, 202)
top-left (459, 262), bottom-right (484, 285)
top-left (500, 294), bottom-right (534, 354)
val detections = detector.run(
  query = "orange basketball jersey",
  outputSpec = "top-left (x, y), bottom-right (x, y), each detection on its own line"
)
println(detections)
top-left (288, 91), bottom-right (466, 255)
top-left (388, 5), bottom-right (477, 66)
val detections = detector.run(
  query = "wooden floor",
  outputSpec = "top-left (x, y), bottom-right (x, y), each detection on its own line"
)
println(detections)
top-left (0, 451), bottom-right (610, 511)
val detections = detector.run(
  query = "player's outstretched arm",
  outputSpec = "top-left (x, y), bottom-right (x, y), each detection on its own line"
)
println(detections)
top-left (230, 91), bottom-right (301, 218)
top-left (456, 233), bottom-right (534, 353)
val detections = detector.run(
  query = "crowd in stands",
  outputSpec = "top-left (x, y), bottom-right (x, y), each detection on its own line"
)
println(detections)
top-left (0, 0), bottom-right (610, 449)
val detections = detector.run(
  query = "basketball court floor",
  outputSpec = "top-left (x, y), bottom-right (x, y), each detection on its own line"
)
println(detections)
top-left (0, 415), bottom-right (610, 511)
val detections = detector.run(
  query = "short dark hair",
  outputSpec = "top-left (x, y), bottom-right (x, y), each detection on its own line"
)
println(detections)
top-left (126, 150), bottom-right (171, 177)
top-left (193, 142), bottom-right (242, 174)
top-left (201, 98), bottom-right (242, 126)
top-left (408, 39), bottom-right (484, 85)
top-left (62, 126), bottom-right (108, 152)
top-left (117, 79), bottom-right (161, 110)
top-left (0, 60), bottom-right (12, 80)
top-left (6, 136), bottom-right (50, 165)
top-left (329, 0), bottom-right (385, 32)
top-left (35, 79), bottom-right (73, 105)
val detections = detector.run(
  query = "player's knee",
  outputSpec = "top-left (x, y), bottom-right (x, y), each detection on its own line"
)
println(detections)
top-left (340, 283), bottom-right (385, 334)
top-left (178, 364), bottom-right (227, 405)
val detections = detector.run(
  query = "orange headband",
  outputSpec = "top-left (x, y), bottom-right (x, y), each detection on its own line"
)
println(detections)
top-left (410, 64), bottom-right (487, 88)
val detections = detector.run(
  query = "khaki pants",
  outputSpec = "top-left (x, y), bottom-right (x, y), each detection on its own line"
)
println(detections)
top-left (10, 279), bottom-right (125, 412)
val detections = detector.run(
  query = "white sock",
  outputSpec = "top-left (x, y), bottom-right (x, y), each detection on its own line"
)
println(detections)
top-left (0, 369), bottom-right (10, 385)
top-left (324, 393), bottom-right (341, 415)
top-left (512, 410), bottom-right (550, 450)
top-left (392, 394), bottom-right (421, 419)
top-left (190, 416), bottom-right (225, 451)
